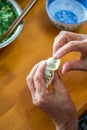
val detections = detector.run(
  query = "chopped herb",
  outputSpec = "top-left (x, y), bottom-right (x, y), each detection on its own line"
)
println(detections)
top-left (0, 0), bottom-right (18, 43)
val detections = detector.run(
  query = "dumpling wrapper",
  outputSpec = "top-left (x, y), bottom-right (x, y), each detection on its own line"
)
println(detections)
top-left (44, 57), bottom-right (60, 88)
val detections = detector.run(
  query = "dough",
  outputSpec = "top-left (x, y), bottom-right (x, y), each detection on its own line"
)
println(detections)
top-left (44, 57), bottom-right (60, 88)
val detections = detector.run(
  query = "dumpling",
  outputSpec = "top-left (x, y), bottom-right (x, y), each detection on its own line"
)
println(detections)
top-left (44, 57), bottom-right (60, 88)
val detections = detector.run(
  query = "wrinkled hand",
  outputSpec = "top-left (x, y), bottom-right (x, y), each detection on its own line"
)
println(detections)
top-left (26, 61), bottom-right (78, 130)
top-left (53, 31), bottom-right (87, 75)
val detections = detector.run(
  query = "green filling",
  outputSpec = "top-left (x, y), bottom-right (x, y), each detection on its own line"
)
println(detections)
top-left (0, 0), bottom-right (18, 43)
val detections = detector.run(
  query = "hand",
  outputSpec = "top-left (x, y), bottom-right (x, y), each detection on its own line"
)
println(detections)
top-left (26, 61), bottom-right (78, 130)
top-left (53, 31), bottom-right (87, 75)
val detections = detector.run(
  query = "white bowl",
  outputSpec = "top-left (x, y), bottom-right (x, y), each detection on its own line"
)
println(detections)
top-left (0, 0), bottom-right (23, 49)
top-left (46, 0), bottom-right (87, 31)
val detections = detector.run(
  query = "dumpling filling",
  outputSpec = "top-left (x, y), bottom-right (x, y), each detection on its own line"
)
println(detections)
top-left (44, 57), bottom-right (60, 88)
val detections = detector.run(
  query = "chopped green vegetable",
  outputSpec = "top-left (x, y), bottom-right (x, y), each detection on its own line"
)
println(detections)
top-left (0, 0), bottom-right (18, 43)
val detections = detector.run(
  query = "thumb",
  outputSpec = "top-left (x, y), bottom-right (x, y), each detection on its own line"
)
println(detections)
top-left (52, 71), bottom-right (65, 91)
top-left (62, 60), bottom-right (87, 75)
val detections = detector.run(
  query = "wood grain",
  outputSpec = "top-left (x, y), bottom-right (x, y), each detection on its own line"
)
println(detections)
top-left (0, 0), bottom-right (87, 130)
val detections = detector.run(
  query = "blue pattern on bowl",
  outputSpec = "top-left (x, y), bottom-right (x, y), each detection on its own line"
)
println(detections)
top-left (77, 0), bottom-right (87, 9)
top-left (55, 10), bottom-right (78, 24)
top-left (46, 0), bottom-right (87, 30)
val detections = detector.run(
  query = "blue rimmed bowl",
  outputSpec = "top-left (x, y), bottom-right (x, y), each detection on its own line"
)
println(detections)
top-left (0, 0), bottom-right (24, 49)
top-left (46, 0), bottom-right (87, 30)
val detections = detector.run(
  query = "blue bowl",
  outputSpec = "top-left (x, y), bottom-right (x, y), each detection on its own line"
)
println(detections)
top-left (46, 0), bottom-right (87, 30)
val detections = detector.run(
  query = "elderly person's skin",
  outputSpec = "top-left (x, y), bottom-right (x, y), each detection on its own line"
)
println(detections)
top-left (53, 31), bottom-right (87, 75)
top-left (26, 61), bottom-right (78, 130)
top-left (26, 31), bottom-right (87, 130)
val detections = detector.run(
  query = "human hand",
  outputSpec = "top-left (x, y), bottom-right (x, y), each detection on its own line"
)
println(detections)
top-left (26, 61), bottom-right (78, 130)
top-left (53, 31), bottom-right (87, 75)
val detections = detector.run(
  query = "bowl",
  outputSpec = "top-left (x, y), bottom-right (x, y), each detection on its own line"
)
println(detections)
top-left (0, 0), bottom-right (23, 49)
top-left (46, 0), bottom-right (87, 31)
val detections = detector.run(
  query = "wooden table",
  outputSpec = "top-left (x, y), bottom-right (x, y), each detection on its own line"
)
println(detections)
top-left (0, 0), bottom-right (87, 130)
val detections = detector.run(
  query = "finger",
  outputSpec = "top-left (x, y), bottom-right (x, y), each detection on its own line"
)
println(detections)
top-left (61, 60), bottom-right (87, 75)
top-left (53, 40), bottom-right (83, 59)
top-left (53, 31), bottom-right (75, 55)
top-left (26, 63), bottom-right (40, 93)
top-left (53, 34), bottom-right (67, 54)
top-left (33, 61), bottom-right (47, 92)
top-left (52, 71), bottom-right (65, 91)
